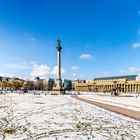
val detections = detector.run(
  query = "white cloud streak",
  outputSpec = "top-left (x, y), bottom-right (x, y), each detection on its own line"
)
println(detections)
top-left (0, 72), bottom-right (19, 78)
top-left (118, 67), bottom-right (140, 75)
top-left (80, 54), bottom-right (93, 59)
top-left (128, 67), bottom-right (140, 74)
top-left (0, 73), bottom-right (5, 76)
top-left (71, 66), bottom-right (79, 70)
top-left (4, 63), bottom-right (29, 69)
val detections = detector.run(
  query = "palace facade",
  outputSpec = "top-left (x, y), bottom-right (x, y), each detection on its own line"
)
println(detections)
top-left (75, 75), bottom-right (140, 93)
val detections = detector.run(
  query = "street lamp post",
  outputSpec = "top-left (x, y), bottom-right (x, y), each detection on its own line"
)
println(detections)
top-left (113, 80), bottom-right (117, 96)
top-left (93, 81), bottom-right (96, 92)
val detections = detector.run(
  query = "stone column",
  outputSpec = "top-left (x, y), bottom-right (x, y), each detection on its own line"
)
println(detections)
top-left (57, 39), bottom-right (62, 87)
top-left (52, 39), bottom-right (63, 95)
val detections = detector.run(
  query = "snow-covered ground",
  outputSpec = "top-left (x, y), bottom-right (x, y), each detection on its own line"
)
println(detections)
top-left (0, 93), bottom-right (140, 140)
top-left (80, 92), bottom-right (140, 111)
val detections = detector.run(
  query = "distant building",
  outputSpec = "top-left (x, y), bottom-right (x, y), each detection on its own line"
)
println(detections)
top-left (0, 76), bottom-right (25, 91)
top-left (75, 75), bottom-right (140, 93)
top-left (43, 78), bottom-right (55, 90)
top-left (34, 77), bottom-right (45, 90)
top-left (63, 79), bottom-right (72, 90)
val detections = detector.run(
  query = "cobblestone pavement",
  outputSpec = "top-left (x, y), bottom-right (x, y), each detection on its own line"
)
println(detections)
top-left (0, 93), bottom-right (140, 140)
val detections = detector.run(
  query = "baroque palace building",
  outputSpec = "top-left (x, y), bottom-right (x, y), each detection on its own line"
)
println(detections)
top-left (75, 75), bottom-right (140, 93)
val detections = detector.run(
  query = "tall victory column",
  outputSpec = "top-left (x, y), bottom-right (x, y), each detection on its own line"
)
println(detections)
top-left (52, 39), bottom-right (63, 95)
top-left (56, 39), bottom-right (62, 88)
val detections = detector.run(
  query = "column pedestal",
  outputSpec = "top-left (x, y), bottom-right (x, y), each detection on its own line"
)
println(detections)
top-left (52, 79), bottom-right (63, 95)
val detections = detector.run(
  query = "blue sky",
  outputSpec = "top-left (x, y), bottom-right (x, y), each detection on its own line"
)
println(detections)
top-left (0, 0), bottom-right (140, 80)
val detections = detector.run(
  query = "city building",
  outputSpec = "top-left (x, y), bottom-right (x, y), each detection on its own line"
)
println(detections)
top-left (75, 75), bottom-right (140, 93)
top-left (34, 77), bottom-right (55, 91)
top-left (0, 76), bottom-right (26, 91)
top-left (63, 79), bottom-right (72, 90)
top-left (43, 78), bottom-right (55, 91)
top-left (34, 77), bottom-right (45, 90)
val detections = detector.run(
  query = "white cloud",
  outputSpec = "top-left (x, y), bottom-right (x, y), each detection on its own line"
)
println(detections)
top-left (71, 66), bottom-right (79, 70)
top-left (132, 43), bottom-right (140, 48)
top-left (118, 70), bottom-right (126, 75)
top-left (118, 67), bottom-right (140, 75)
top-left (31, 64), bottom-right (51, 78)
top-left (30, 61), bottom-right (38, 67)
top-left (0, 72), bottom-right (19, 78)
top-left (80, 54), bottom-right (93, 59)
top-left (51, 66), bottom-right (65, 75)
top-left (71, 73), bottom-right (77, 80)
top-left (27, 77), bottom-right (35, 81)
top-left (128, 67), bottom-right (140, 74)
top-left (72, 73), bottom-right (77, 77)
top-left (0, 73), bottom-right (5, 76)
top-left (30, 61), bottom-right (37, 64)
top-left (8, 74), bottom-right (19, 78)
top-left (4, 63), bottom-right (29, 69)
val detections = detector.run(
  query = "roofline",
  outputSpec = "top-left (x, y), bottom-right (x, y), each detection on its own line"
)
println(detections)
top-left (93, 75), bottom-right (138, 80)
